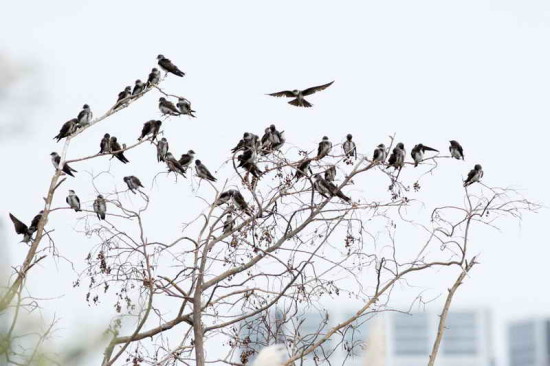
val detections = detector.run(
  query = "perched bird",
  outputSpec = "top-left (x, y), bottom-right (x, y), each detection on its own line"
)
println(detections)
top-left (372, 144), bottom-right (387, 163)
top-left (139, 120), bottom-right (162, 141)
top-left (387, 143), bottom-right (406, 170)
top-left (449, 140), bottom-right (465, 160)
top-left (342, 134), bottom-right (357, 159)
top-left (178, 150), bottom-right (196, 171)
top-left (231, 132), bottom-right (253, 153)
top-left (50, 152), bottom-right (77, 177)
top-left (114, 86), bottom-right (132, 109)
top-left (93, 195), bottom-right (106, 220)
top-left (157, 138), bottom-right (169, 162)
top-left (99, 133), bottom-right (111, 154)
top-left (252, 345), bottom-right (287, 366)
top-left (261, 124), bottom-right (285, 153)
top-left (157, 55), bottom-right (185, 77)
top-left (242, 161), bottom-right (263, 180)
top-left (110, 136), bottom-right (130, 164)
top-left (195, 160), bottom-right (217, 182)
top-left (77, 104), bottom-right (93, 128)
top-left (316, 136), bottom-right (332, 160)
top-left (176, 97), bottom-right (196, 117)
top-left (295, 159), bottom-right (312, 180)
top-left (464, 164), bottom-right (484, 187)
top-left (324, 165), bottom-right (336, 182)
top-left (147, 68), bottom-right (161, 88)
top-left (132, 79), bottom-right (146, 96)
top-left (214, 190), bottom-right (236, 207)
top-left (66, 190), bottom-right (81, 212)
top-left (267, 81), bottom-right (334, 108)
top-left (231, 190), bottom-right (251, 214)
top-left (313, 174), bottom-right (351, 202)
top-left (9, 213), bottom-right (34, 243)
top-left (237, 148), bottom-right (256, 168)
top-left (165, 152), bottom-right (186, 176)
top-left (54, 118), bottom-right (78, 142)
top-left (411, 144), bottom-right (439, 167)
top-left (159, 97), bottom-right (181, 116)
top-left (123, 176), bottom-right (144, 194)
top-left (223, 213), bottom-right (234, 234)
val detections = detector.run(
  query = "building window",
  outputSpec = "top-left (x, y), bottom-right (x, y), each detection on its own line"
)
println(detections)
top-left (442, 312), bottom-right (478, 355)
top-left (393, 313), bottom-right (429, 355)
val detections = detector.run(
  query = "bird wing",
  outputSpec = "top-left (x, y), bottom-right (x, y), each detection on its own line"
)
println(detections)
top-left (159, 58), bottom-right (179, 73)
top-left (465, 169), bottom-right (476, 183)
top-left (9, 213), bottom-right (28, 234)
top-left (134, 177), bottom-right (144, 187)
top-left (301, 80), bottom-right (334, 96)
top-left (267, 90), bottom-right (295, 98)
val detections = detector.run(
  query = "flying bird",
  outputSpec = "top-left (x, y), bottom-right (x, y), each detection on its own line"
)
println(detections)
top-left (93, 195), bottom-right (106, 220)
top-left (316, 136), bottom-right (332, 160)
top-left (50, 152), bottom-right (77, 177)
top-left (343, 134), bottom-right (357, 159)
top-left (295, 159), bottom-right (312, 180)
top-left (54, 118), bottom-right (78, 142)
top-left (157, 138), bottom-right (169, 162)
top-left (77, 104), bottom-right (93, 128)
top-left (177, 97), bottom-right (196, 117)
top-left (66, 190), bottom-right (81, 212)
top-left (9, 213), bottom-right (37, 243)
top-left (195, 160), bottom-right (217, 182)
top-left (411, 144), bottom-right (439, 167)
top-left (139, 120), bottom-right (162, 141)
top-left (372, 144), bottom-right (387, 164)
top-left (99, 133), bottom-right (111, 154)
top-left (267, 81), bottom-right (334, 108)
top-left (324, 165), bottom-right (336, 182)
top-left (132, 79), bottom-right (146, 96)
top-left (165, 152), bottom-right (186, 176)
top-left (123, 176), bottom-right (144, 194)
top-left (110, 136), bottom-right (130, 163)
top-left (464, 164), bottom-right (483, 187)
top-left (114, 86), bottom-right (132, 109)
top-left (252, 345), bottom-right (287, 366)
top-left (157, 55), bottom-right (185, 77)
top-left (313, 174), bottom-right (351, 202)
top-left (387, 143), bottom-right (406, 170)
top-left (449, 140), bottom-right (464, 160)
top-left (178, 150), bottom-right (196, 171)
top-left (159, 97), bottom-right (181, 116)
top-left (147, 68), bottom-right (161, 88)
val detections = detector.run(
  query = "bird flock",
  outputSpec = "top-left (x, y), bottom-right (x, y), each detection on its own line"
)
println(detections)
top-left (8, 55), bottom-right (484, 245)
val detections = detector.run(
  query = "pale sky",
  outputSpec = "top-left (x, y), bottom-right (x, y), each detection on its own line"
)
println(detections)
top-left (1, 1), bottom-right (549, 365)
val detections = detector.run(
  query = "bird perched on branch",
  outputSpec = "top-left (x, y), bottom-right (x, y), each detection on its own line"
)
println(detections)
top-left (93, 195), bottom-right (106, 220)
top-left (314, 174), bottom-right (351, 202)
top-left (223, 213), bottom-right (234, 234)
top-left (231, 132), bottom-right (254, 153)
top-left (110, 136), bottom-right (130, 164)
top-left (449, 140), bottom-right (464, 160)
top-left (411, 143), bottom-right (439, 167)
top-left (316, 136), bottom-right (332, 160)
top-left (214, 190), bottom-right (235, 207)
top-left (252, 344), bottom-right (287, 366)
top-left (157, 55), bottom-right (185, 77)
top-left (114, 86), bottom-right (132, 109)
top-left (54, 118), bottom-right (78, 142)
top-left (177, 97), bottom-right (196, 117)
top-left (99, 133), bottom-right (111, 154)
top-left (195, 160), bottom-right (217, 182)
top-left (77, 104), bottom-right (93, 128)
top-left (66, 190), bottom-right (81, 212)
top-left (295, 159), bottom-right (312, 180)
top-left (147, 68), bottom-right (161, 88)
top-left (139, 120), bottom-right (162, 141)
top-left (261, 125), bottom-right (285, 153)
top-left (9, 211), bottom-right (42, 243)
top-left (464, 164), bottom-right (483, 187)
top-left (267, 81), bottom-right (334, 108)
top-left (179, 150), bottom-right (196, 172)
top-left (132, 79), bottom-right (146, 96)
top-left (324, 165), bottom-right (336, 182)
top-left (165, 152), bottom-right (186, 177)
top-left (157, 138), bottom-right (169, 162)
top-left (372, 144), bottom-right (387, 164)
top-left (387, 143), bottom-right (405, 170)
top-left (159, 97), bottom-right (181, 116)
top-left (50, 152), bottom-right (77, 177)
top-left (123, 176), bottom-right (144, 194)
top-left (343, 134), bottom-right (357, 160)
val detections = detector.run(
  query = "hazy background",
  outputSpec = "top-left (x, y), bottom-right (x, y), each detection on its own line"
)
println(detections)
top-left (1, 1), bottom-right (549, 365)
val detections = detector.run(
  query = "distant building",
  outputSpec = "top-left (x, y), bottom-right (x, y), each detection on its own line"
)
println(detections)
top-left (508, 318), bottom-right (550, 366)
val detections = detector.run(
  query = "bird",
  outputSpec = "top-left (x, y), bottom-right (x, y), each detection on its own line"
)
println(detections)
top-left (157, 55), bottom-right (185, 77)
top-left (261, 124), bottom-right (285, 153)
top-left (242, 161), bottom-right (263, 180)
top-left (252, 345), bottom-right (287, 366)
top-left (165, 152), bottom-right (186, 176)
top-left (237, 148), bottom-right (256, 168)
top-left (313, 174), bottom-right (351, 202)
top-left (411, 144), bottom-right (439, 167)
top-left (66, 190), bottom-right (81, 212)
top-left (157, 138), bottom-right (169, 162)
top-left (179, 150), bottom-right (196, 171)
top-left (231, 190), bottom-right (251, 214)
top-left (159, 97), bottom-right (181, 116)
top-left (267, 81), bottom-right (334, 108)
top-left (99, 133), bottom-right (111, 154)
top-left (372, 144), bottom-right (387, 164)
top-left (50, 152), bottom-right (77, 177)
top-left (464, 164), bottom-right (483, 187)
top-left (316, 136), bottom-right (332, 160)
top-left (342, 134), bottom-right (357, 159)
top-left (9, 213), bottom-right (35, 243)
top-left (147, 68), bottom-right (161, 88)
top-left (324, 165), bottom-right (336, 182)
top-left (54, 118), bottom-right (78, 142)
top-left (93, 195), bottom-right (106, 220)
top-left (387, 143), bottom-right (406, 170)
top-left (110, 136), bottom-right (130, 164)
top-left (214, 190), bottom-right (235, 207)
top-left (176, 97), bottom-right (196, 117)
top-left (132, 79), bottom-right (146, 96)
top-left (295, 159), bottom-right (312, 180)
top-left (138, 120), bottom-right (162, 141)
top-left (231, 133), bottom-right (253, 153)
top-left (77, 104), bottom-right (93, 128)
top-left (195, 160), bottom-right (217, 182)
top-left (114, 86), bottom-right (132, 109)
top-left (123, 176), bottom-right (144, 194)
top-left (449, 140), bottom-right (464, 160)
top-left (223, 213), bottom-right (234, 234)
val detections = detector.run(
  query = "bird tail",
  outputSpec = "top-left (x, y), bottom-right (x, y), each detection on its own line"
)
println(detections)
top-left (424, 146), bottom-right (439, 152)
top-left (288, 98), bottom-right (312, 108)
top-left (174, 70), bottom-right (185, 77)
top-left (337, 191), bottom-right (351, 203)
top-left (252, 345), bottom-right (287, 366)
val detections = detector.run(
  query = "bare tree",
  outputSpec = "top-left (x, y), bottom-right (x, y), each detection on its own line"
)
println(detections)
top-left (0, 59), bottom-right (538, 366)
